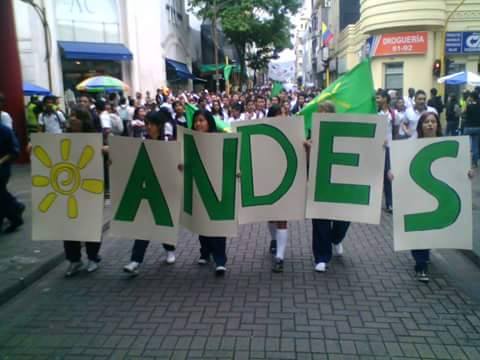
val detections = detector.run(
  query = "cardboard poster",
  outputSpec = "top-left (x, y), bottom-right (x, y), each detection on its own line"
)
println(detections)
top-left (178, 127), bottom-right (240, 237)
top-left (232, 116), bottom-right (308, 224)
top-left (306, 113), bottom-right (387, 224)
top-left (109, 137), bottom-right (182, 245)
top-left (392, 136), bottom-right (472, 251)
top-left (31, 133), bottom-right (104, 242)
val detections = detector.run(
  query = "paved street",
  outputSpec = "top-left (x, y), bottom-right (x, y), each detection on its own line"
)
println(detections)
top-left (1, 205), bottom-right (480, 359)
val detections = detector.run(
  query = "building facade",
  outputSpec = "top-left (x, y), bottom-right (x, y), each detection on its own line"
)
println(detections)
top-left (13, 0), bottom-right (194, 99)
top-left (334, 0), bottom-right (480, 97)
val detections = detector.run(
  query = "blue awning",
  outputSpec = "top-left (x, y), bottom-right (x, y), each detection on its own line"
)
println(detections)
top-left (166, 58), bottom-right (195, 79)
top-left (58, 41), bottom-right (133, 61)
top-left (23, 82), bottom-right (51, 96)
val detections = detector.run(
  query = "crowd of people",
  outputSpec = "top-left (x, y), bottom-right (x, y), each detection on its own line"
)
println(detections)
top-left (0, 82), bottom-right (478, 283)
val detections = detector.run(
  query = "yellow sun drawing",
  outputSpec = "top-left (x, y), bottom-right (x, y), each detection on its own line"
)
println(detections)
top-left (32, 139), bottom-right (104, 219)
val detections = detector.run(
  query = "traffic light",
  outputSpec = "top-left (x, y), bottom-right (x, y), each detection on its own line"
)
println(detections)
top-left (433, 59), bottom-right (441, 77)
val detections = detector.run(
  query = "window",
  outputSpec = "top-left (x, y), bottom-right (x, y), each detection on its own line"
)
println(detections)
top-left (385, 63), bottom-right (403, 97)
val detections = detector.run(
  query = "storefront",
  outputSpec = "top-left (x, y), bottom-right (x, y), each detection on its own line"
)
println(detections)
top-left (54, 0), bottom-right (132, 96)
top-left (365, 31), bottom-right (431, 97)
top-left (445, 31), bottom-right (480, 97)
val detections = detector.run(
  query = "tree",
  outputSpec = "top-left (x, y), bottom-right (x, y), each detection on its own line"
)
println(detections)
top-left (189, 0), bottom-right (300, 87)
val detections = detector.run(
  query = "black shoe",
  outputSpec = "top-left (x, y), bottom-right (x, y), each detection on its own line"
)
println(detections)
top-left (416, 271), bottom-right (429, 283)
top-left (4, 218), bottom-right (24, 234)
top-left (385, 206), bottom-right (393, 214)
top-left (270, 240), bottom-right (277, 255)
top-left (272, 258), bottom-right (284, 273)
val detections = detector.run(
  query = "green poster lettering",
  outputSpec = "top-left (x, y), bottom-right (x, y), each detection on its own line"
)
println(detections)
top-left (238, 124), bottom-right (297, 207)
top-left (315, 121), bottom-right (376, 205)
top-left (183, 134), bottom-right (238, 220)
top-left (114, 143), bottom-right (173, 226)
top-left (404, 141), bottom-right (461, 232)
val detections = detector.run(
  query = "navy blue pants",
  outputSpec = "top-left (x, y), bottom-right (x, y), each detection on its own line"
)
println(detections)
top-left (384, 147), bottom-right (392, 209)
top-left (199, 236), bottom-right (227, 266)
top-left (0, 175), bottom-right (23, 224)
top-left (131, 240), bottom-right (175, 263)
top-left (312, 219), bottom-right (350, 264)
top-left (64, 241), bottom-right (101, 262)
top-left (411, 249), bottom-right (430, 272)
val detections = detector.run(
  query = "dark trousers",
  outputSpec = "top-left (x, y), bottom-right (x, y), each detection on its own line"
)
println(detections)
top-left (445, 122), bottom-right (459, 136)
top-left (199, 236), bottom-right (227, 266)
top-left (63, 241), bottom-right (101, 262)
top-left (411, 249), bottom-right (430, 272)
top-left (0, 175), bottom-right (23, 224)
top-left (384, 147), bottom-right (392, 209)
top-left (312, 219), bottom-right (350, 264)
top-left (130, 240), bottom-right (175, 263)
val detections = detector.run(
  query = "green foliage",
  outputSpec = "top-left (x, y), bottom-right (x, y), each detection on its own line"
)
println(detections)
top-left (189, 0), bottom-right (300, 84)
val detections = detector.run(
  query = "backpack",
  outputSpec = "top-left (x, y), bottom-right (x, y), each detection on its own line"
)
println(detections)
top-left (41, 111), bottom-right (65, 132)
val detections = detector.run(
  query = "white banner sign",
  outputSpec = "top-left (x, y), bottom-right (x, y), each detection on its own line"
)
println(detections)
top-left (392, 136), bottom-right (472, 251)
top-left (31, 133), bottom-right (104, 242)
top-left (109, 137), bottom-right (182, 245)
top-left (306, 114), bottom-right (387, 224)
top-left (178, 127), bottom-right (240, 237)
top-left (232, 116), bottom-right (307, 223)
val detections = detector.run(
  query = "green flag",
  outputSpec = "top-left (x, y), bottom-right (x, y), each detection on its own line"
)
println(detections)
top-left (185, 102), bottom-right (197, 129)
top-left (271, 81), bottom-right (283, 98)
top-left (185, 103), bottom-right (231, 132)
top-left (299, 59), bottom-right (376, 136)
top-left (224, 65), bottom-right (234, 81)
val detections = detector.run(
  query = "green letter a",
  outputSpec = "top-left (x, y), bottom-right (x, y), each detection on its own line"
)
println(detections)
top-left (114, 143), bottom-right (173, 226)
top-left (404, 141), bottom-right (461, 232)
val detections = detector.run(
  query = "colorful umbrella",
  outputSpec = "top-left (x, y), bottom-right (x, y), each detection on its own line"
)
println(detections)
top-left (76, 76), bottom-right (129, 93)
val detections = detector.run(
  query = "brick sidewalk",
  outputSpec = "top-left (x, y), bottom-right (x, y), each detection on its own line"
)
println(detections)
top-left (1, 212), bottom-right (480, 359)
top-left (0, 165), bottom-right (111, 306)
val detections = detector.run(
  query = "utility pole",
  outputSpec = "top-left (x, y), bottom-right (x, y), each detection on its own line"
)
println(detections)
top-left (212, 0), bottom-right (220, 92)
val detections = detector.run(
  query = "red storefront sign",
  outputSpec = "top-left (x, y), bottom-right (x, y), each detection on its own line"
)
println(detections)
top-left (370, 32), bottom-right (428, 57)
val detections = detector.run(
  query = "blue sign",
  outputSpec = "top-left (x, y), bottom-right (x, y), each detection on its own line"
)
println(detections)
top-left (446, 32), bottom-right (480, 54)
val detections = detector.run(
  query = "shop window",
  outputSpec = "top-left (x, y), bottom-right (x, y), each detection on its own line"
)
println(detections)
top-left (385, 63), bottom-right (403, 97)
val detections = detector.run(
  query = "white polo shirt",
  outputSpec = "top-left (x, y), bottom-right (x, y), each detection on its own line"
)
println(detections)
top-left (405, 106), bottom-right (437, 139)
top-left (39, 111), bottom-right (66, 134)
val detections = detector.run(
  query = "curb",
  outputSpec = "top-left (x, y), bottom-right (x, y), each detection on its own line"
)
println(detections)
top-left (0, 220), bottom-right (111, 307)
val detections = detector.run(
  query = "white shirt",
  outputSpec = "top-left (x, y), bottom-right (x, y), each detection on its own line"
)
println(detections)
top-left (0, 111), bottom-right (13, 129)
top-left (39, 111), bottom-right (66, 134)
top-left (100, 111), bottom-right (112, 129)
top-left (228, 116), bottom-right (242, 124)
top-left (404, 96), bottom-right (415, 109)
top-left (240, 112), bottom-right (257, 121)
top-left (405, 106), bottom-right (438, 139)
top-left (395, 110), bottom-right (407, 136)
top-left (378, 108), bottom-right (396, 148)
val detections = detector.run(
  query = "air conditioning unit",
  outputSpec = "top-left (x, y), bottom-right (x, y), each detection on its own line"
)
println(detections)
top-left (323, 0), bottom-right (331, 8)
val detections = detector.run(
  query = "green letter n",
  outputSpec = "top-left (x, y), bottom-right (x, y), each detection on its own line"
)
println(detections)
top-left (183, 134), bottom-right (238, 220)
top-left (315, 121), bottom-right (376, 205)
top-left (404, 141), bottom-right (461, 232)
top-left (114, 143), bottom-right (173, 226)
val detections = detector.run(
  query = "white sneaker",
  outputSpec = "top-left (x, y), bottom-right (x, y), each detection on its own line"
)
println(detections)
top-left (333, 243), bottom-right (344, 256)
top-left (123, 261), bottom-right (140, 275)
top-left (87, 260), bottom-right (99, 273)
top-left (315, 262), bottom-right (327, 272)
top-left (65, 261), bottom-right (84, 277)
top-left (198, 258), bottom-right (209, 265)
top-left (215, 266), bottom-right (226, 276)
top-left (166, 251), bottom-right (176, 264)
